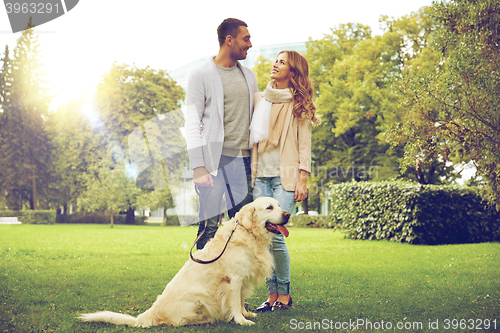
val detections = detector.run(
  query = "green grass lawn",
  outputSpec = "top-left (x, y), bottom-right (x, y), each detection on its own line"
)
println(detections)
top-left (1, 224), bottom-right (499, 332)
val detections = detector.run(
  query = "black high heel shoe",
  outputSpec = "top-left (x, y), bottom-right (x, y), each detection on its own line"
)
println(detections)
top-left (256, 301), bottom-right (272, 313)
top-left (271, 296), bottom-right (292, 311)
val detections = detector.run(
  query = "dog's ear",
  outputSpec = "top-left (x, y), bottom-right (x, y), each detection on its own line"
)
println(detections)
top-left (249, 207), bottom-right (257, 222)
top-left (236, 206), bottom-right (256, 228)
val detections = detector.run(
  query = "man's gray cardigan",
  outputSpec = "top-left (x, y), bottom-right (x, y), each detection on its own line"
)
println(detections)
top-left (185, 57), bottom-right (259, 175)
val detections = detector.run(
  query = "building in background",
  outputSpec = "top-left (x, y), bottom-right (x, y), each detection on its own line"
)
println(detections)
top-left (170, 42), bottom-right (307, 92)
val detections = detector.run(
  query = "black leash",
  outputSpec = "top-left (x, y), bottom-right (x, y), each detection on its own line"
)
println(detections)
top-left (189, 218), bottom-right (239, 264)
top-left (190, 181), bottom-right (238, 264)
top-left (221, 167), bottom-right (236, 209)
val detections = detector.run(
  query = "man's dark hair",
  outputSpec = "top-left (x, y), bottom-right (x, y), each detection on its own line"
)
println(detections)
top-left (217, 18), bottom-right (248, 47)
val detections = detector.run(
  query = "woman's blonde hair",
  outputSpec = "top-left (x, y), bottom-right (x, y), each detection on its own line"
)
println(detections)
top-left (277, 50), bottom-right (320, 125)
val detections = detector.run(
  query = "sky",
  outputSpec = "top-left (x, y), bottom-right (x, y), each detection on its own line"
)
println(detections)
top-left (0, 0), bottom-right (435, 110)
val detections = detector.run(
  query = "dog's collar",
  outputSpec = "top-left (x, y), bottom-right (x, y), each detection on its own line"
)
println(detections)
top-left (232, 220), bottom-right (239, 231)
top-left (234, 219), bottom-right (250, 233)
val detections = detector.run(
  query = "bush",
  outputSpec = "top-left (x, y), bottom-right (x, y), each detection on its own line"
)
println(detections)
top-left (0, 210), bottom-right (56, 224)
top-left (57, 213), bottom-right (147, 225)
top-left (330, 181), bottom-right (500, 245)
top-left (290, 214), bottom-right (333, 228)
top-left (57, 213), bottom-right (197, 226)
top-left (162, 215), bottom-right (180, 226)
top-left (21, 211), bottom-right (56, 224)
top-left (0, 210), bottom-right (21, 218)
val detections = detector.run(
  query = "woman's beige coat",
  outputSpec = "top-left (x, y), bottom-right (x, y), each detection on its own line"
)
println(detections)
top-left (251, 92), bottom-right (312, 191)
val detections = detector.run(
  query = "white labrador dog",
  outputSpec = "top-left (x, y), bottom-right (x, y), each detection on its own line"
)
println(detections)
top-left (78, 197), bottom-right (290, 327)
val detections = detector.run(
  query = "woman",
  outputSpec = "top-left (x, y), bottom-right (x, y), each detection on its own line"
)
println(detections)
top-left (250, 50), bottom-right (320, 312)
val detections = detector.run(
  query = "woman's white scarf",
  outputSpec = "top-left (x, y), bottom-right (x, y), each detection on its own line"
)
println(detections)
top-left (249, 81), bottom-right (293, 149)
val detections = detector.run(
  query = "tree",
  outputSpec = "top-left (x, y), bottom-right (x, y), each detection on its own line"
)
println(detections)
top-left (90, 63), bottom-right (186, 222)
top-left (0, 46), bottom-right (13, 208)
top-left (94, 63), bottom-right (184, 147)
top-left (306, 23), bottom-right (403, 210)
top-left (0, 45), bottom-right (11, 110)
top-left (47, 100), bottom-right (103, 214)
top-left (380, 7), bottom-right (459, 185)
top-left (252, 55), bottom-right (273, 91)
top-left (136, 189), bottom-right (175, 226)
top-left (389, 0), bottom-right (500, 209)
top-left (78, 156), bottom-right (142, 227)
top-left (0, 22), bottom-right (53, 210)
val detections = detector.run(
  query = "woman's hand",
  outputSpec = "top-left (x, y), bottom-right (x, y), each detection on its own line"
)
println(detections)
top-left (294, 170), bottom-right (308, 202)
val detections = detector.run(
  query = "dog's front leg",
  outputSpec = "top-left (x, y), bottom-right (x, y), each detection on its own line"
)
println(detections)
top-left (241, 287), bottom-right (256, 319)
top-left (242, 305), bottom-right (257, 319)
top-left (228, 279), bottom-right (254, 325)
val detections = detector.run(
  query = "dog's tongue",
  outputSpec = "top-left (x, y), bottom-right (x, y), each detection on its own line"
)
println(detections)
top-left (278, 225), bottom-right (289, 237)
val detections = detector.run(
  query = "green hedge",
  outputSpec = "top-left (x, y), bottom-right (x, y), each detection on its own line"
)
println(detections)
top-left (330, 181), bottom-right (500, 245)
top-left (0, 210), bottom-right (56, 224)
top-left (0, 210), bottom-right (21, 218)
top-left (57, 213), bottom-right (147, 225)
top-left (56, 213), bottom-right (196, 226)
top-left (290, 215), bottom-right (333, 228)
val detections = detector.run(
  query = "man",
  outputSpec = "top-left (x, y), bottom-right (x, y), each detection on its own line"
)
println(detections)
top-left (185, 18), bottom-right (258, 250)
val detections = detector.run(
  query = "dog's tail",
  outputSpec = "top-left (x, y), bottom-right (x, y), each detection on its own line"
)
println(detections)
top-left (78, 311), bottom-right (137, 326)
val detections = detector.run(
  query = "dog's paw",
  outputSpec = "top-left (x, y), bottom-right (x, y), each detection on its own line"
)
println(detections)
top-left (244, 311), bottom-right (257, 318)
top-left (241, 318), bottom-right (255, 326)
top-left (235, 316), bottom-right (255, 326)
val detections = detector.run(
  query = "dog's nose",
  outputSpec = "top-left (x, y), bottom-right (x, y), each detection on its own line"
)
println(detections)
top-left (283, 212), bottom-right (290, 223)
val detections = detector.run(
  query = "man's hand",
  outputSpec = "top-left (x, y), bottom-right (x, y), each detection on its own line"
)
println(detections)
top-left (193, 167), bottom-right (214, 187)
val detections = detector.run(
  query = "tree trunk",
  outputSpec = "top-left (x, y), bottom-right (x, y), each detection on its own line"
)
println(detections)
top-left (303, 197), bottom-right (309, 215)
top-left (110, 210), bottom-right (114, 228)
top-left (32, 165), bottom-right (37, 210)
top-left (125, 207), bottom-right (135, 225)
top-left (162, 206), bottom-right (167, 227)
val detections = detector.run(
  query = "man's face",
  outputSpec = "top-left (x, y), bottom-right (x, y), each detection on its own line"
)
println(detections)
top-left (229, 26), bottom-right (252, 61)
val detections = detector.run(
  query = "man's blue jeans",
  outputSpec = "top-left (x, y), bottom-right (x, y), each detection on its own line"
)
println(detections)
top-left (196, 155), bottom-right (252, 250)
top-left (253, 176), bottom-right (295, 295)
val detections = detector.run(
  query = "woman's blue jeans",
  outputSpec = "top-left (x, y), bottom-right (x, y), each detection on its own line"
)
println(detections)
top-left (253, 176), bottom-right (295, 295)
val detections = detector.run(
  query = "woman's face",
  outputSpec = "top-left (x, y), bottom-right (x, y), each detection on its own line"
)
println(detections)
top-left (270, 52), bottom-right (292, 86)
